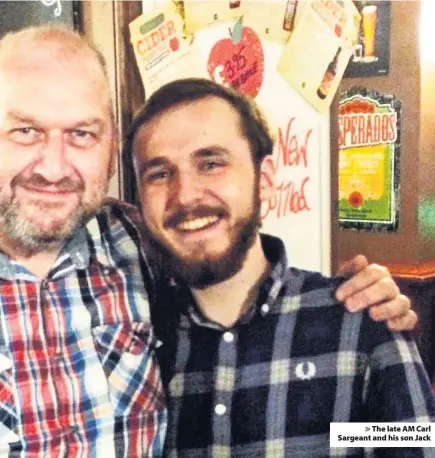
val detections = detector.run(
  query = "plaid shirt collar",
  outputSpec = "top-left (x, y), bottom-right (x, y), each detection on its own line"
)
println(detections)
top-left (170, 234), bottom-right (289, 331)
top-left (0, 210), bottom-right (115, 281)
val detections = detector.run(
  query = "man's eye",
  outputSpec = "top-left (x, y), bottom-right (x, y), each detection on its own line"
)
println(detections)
top-left (201, 160), bottom-right (224, 171)
top-left (144, 170), bottom-right (171, 184)
top-left (9, 127), bottom-right (41, 145)
top-left (67, 129), bottom-right (97, 147)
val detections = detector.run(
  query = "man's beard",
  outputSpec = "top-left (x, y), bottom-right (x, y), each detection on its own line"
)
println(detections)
top-left (0, 174), bottom-right (106, 252)
top-left (147, 186), bottom-right (262, 290)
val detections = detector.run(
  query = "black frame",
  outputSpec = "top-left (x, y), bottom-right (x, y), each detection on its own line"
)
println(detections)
top-left (344, 1), bottom-right (390, 78)
top-left (0, 0), bottom-right (82, 38)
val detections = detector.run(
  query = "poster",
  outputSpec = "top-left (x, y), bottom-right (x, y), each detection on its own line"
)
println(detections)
top-left (277, 0), bottom-right (360, 112)
top-left (344, 0), bottom-right (390, 78)
top-left (206, 17), bottom-right (265, 98)
top-left (338, 87), bottom-right (401, 232)
top-left (132, 0), bottom-right (359, 111)
top-left (129, 3), bottom-right (193, 95)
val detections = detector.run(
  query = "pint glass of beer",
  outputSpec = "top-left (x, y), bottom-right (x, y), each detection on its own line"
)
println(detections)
top-left (362, 5), bottom-right (377, 58)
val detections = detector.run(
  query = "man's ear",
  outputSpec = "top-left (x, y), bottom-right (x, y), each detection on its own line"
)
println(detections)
top-left (259, 155), bottom-right (276, 202)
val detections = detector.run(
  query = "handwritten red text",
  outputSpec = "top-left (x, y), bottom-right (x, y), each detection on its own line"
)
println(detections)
top-left (263, 118), bottom-right (314, 219)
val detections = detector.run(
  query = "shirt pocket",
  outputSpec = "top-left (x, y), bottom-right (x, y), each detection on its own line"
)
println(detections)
top-left (0, 347), bottom-right (20, 451)
top-left (91, 322), bottom-right (165, 418)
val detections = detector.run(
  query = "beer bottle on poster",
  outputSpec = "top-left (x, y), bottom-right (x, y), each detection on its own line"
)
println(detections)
top-left (283, 0), bottom-right (298, 31)
top-left (317, 47), bottom-right (342, 100)
top-left (230, 0), bottom-right (241, 9)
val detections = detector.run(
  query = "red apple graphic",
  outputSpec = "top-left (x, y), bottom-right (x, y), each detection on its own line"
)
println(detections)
top-left (207, 24), bottom-right (264, 98)
top-left (349, 191), bottom-right (364, 208)
top-left (169, 37), bottom-right (180, 52)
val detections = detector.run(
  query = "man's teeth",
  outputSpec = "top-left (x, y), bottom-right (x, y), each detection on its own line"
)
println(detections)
top-left (177, 215), bottom-right (219, 231)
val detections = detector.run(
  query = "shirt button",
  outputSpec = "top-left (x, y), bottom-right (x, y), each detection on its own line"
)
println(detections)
top-left (102, 267), bottom-right (111, 276)
top-left (223, 332), bottom-right (234, 343)
top-left (260, 303), bottom-right (270, 316)
top-left (129, 335), bottom-right (144, 355)
top-left (215, 403), bottom-right (227, 415)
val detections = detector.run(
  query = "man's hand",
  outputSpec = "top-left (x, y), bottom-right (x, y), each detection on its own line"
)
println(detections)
top-left (335, 255), bottom-right (417, 332)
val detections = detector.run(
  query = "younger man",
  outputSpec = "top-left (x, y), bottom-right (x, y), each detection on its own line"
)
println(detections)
top-left (127, 78), bottom-right (435, 457)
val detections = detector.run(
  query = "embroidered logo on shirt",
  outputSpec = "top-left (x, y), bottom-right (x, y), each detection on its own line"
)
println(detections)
top-left (295, 362), bottom-right (316, 380)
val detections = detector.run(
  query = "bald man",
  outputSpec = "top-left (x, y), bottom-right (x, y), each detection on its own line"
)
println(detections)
top-left (0, 27), bottom-right (165, 456)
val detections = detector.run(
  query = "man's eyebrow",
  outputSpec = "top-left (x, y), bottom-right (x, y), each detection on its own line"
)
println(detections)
top-left (134, 146), bottom-right (230, 175)
top-left (135, 157), bottom-right (171, 175)
top-left (6, 111), bottom-right (105, 130)
top-left (5, 110), bottom-right (37, 124)
top-left (193, 146), bottom-right (230, 158)
top-left (69, 119), bottom-right (105, 132)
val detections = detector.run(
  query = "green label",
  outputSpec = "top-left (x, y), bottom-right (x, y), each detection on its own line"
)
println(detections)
top-left (140, 13), bottom-right (165, 35)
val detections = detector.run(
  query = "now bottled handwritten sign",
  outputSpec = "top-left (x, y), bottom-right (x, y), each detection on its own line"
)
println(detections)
top-left (262, 118), bottom-right (313, 219)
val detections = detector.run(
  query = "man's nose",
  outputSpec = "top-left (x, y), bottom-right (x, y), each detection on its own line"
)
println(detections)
top-left (33, 133), bottom-right (70, 182)
top-left (171, 171), bottom-right (205, 206)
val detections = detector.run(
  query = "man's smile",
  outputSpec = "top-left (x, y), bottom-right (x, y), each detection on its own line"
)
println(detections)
top-left (176, 215), bottom-right (220, 232)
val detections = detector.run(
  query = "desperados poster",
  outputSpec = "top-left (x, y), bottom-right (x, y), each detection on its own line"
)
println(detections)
top-left (338, 87), bottom-right (401, 232)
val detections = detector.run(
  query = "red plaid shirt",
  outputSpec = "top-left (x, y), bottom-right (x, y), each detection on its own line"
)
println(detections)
top-left (0, 200), bottom-right (166, 457)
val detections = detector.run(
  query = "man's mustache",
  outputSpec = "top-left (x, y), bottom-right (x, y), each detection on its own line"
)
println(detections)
top-left (11, 174), bottom-right (84, 192)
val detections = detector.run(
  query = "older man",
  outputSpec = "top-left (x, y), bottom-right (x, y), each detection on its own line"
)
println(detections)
top-left (0, 27), bottom-right (166, 456)
top-left (0, 25), bottom-right (417, 457)
top-left (127, 78), bottom-right (435, 457)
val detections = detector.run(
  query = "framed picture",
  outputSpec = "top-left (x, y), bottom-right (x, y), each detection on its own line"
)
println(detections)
top-left (343, 0), bottom-right (390, 78)
top-left (338, 87), bottom-right (401, 232)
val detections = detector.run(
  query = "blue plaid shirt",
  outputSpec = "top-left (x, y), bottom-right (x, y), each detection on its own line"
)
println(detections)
top-left (0, 200), bottom-right (167, 457)
top-left (154, 234), bottom-right (435, 458)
